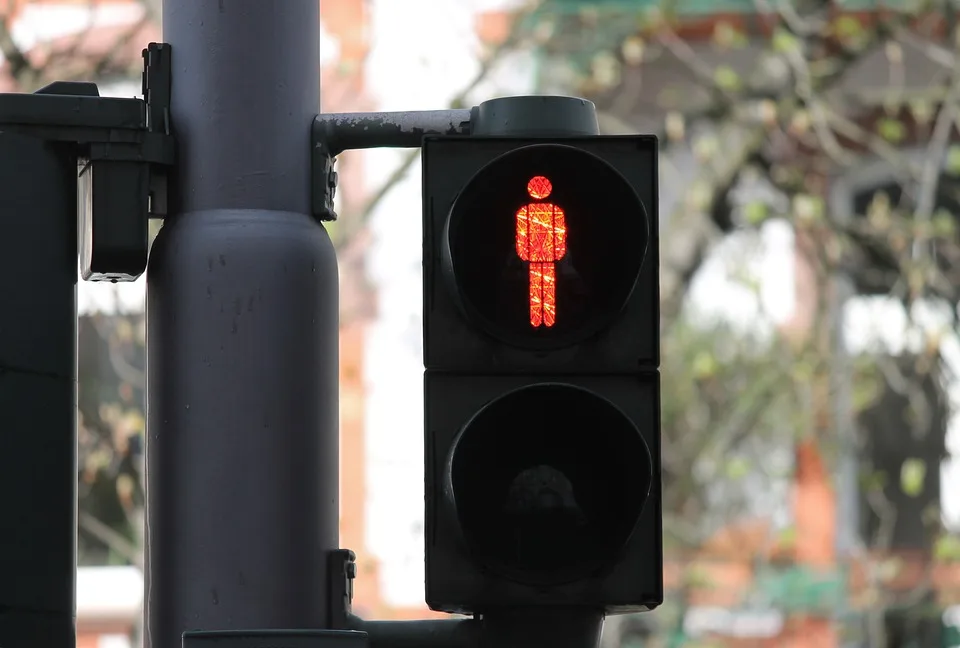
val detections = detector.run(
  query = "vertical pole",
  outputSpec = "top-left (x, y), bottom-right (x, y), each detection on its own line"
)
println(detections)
top-left (0, 133), bottom-right (77, 648)
top-left (145, 1), bottom-right (338, 646)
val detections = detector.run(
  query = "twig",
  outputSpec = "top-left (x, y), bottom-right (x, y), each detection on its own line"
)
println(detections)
top-left (340, 1), bottom-right (544, 236)
top-left (913, 29), bottom-right (960, 259)
top-left (0, 14), bottom-right (39, 87)
top-left (89, 315), bottom-right (147, 390)
top-left (754, 0), bottom-right (827, 38)
top-left (782, 43), bottom-right (856, 166)
top-left (79, 510), bottom-right (143, 569)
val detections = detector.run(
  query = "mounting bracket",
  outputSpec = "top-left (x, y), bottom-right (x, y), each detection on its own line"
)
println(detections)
top-left (0, 42), bottom-right (175, 281)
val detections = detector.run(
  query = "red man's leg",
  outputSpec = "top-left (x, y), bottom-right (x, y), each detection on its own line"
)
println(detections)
top-left (528, 262), bottom-right (544, 327)
top-left (542, 262), bottom-right (556, 327)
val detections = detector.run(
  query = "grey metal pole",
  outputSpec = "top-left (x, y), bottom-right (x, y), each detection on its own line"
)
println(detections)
top-left (145, 1), bottom-right (338, 646)
top-left (0, 133), bottom-right (77, 648)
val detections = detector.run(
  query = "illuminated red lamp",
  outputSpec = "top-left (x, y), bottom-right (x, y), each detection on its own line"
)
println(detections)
top-left (515, 175), bottom-right (567, 328)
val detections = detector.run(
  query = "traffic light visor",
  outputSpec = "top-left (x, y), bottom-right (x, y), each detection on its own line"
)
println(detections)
top-left (447, 383), bottom-right (653, 586)
top-left (443, 144), bottom-right (649, 349)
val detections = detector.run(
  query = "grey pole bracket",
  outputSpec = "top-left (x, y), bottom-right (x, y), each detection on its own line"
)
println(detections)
top-left (309, 96), bottom-right (598, 223)
top-left (0, 42), bottom-right (175, 282)
top-left (311, 109), bottom-right (471, 221)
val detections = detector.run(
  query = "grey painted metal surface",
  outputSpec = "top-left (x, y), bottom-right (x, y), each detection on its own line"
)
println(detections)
top-left (163, 1), bottom-right (318, 216)
top-left (0, 132), bottom-right (77, 648)
top-left (471, 95), bottom-right (600, 137)
top-left (315, 110), bottom-right (472, 155)
top-left (183, 629), bottom-right (368, 648)
top-left (144, 1), bottom-right (338, 646)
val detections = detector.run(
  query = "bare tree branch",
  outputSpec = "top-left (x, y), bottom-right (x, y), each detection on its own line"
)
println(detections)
top-left (913, 27), bottom-right (960, 258)
top-left (0, 13), bottom-right (40, 88)
top-left (337, 1), bottom-right (545, 238)
top-left (79, 510), bottom-right (143, 570)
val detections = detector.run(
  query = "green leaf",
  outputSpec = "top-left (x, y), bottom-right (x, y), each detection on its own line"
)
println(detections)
top-left (714, 65), bottom-right (741, 91)
top-left (743, 201), bottom-right (770, 225)
top-left (860, 469), bottom-right (887, 493)
top-left (947, 146), bottom-right (960, 176)
top-left (620, 35), bottom-right (645, 65)
top-left (933, 208), bottom-right (957, 237)
top-left (909, 98), bottom-right (933, 124)
top-left (777, 526), bottom-right (798, 547)
top-left (833, 15), bottom-right (863, 40)
top-left (851, 372), bottom-right (881, 412)
top-left (713, 21), bottom-right (748, 49)
top-left (934, 535), bottom-right (960, 562)
top-left (900, 458), bottom-right (926, 497)
top-left (877, 117), bottom-right (906, 143)
top-left (791, 358), bottom-right (815, 382)
top-left (683, 565), bottom-right (715, 589)
top-left (793, 194), bottom-right (825, 222)
top-left (693, 134), bottom-right (720, 161)
top-left (772, 27), bottom-right (800, 54)
top-left (692, 350), bottom-right (719, 379)
top-left (877, 557), bottom-right (904, 582)
top-left (724, 456), bottom-right (751, 480)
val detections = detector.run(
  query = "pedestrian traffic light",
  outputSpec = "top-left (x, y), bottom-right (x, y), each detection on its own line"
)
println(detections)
top-left (422, 135), bottom-right (662, 615)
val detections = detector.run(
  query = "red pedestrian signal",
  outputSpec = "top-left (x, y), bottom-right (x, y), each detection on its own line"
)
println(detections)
top-left (515, 175), bottom-right (567, 328)
top-left (442, 143), bottom-right (649, 350)
top-left (422, 133), bottom-right (661, 616)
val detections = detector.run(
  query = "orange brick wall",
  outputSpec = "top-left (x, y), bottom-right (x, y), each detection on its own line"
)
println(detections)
top-left (77, 635), bottom-right (100, 648)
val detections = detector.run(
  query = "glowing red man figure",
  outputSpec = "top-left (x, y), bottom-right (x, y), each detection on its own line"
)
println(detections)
top-left (515, 175), bottom-right (567, 328)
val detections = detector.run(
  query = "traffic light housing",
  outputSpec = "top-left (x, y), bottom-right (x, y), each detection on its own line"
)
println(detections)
top-left (422, 135), bottom-right (662, 615)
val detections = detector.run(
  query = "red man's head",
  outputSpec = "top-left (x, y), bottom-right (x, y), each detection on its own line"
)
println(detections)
top-left (527, 175), bottom-right (552, 200)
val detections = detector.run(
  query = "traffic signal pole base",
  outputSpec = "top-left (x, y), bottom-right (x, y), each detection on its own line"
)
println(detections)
top-left (145, 209), bottom-right (339, 648)
top-left (183, 629), bottom-right (368, 648)
top-left (148, 0), bottom-right (333, 645)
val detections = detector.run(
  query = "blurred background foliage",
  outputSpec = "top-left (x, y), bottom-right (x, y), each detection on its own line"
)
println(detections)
top-left (78, 313), bottom-right (145, 568)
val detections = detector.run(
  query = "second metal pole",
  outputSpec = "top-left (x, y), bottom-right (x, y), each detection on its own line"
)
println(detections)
top-left (145, 1), bottom-right (338, 646)
top-left (0, 133), bottom-right (77, 648)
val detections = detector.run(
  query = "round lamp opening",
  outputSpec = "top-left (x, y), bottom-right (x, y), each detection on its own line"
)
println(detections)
top-left (448, 383), bottom-right (652, 586)
top-left (443, 144), bottom-right (649, 350)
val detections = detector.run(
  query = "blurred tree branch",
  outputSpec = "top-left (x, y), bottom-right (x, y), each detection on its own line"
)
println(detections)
top-left (334, 1), bottom-right (546, 326)
top-left (0, 0), bottom-right (156, 91)
top-left (535, 2), bottom-right (960, 632)
top-left (655, 8), bottom-right (919, 325)
top-left (79, 510), bottom-right (143, 569)
top-left (331, 0), bottom-right (546, 250)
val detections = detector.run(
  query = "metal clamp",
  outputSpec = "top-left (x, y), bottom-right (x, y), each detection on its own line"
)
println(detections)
top-left (329, 548), bottom-right (358, 630)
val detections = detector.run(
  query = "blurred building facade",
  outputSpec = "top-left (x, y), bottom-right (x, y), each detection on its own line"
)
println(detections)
top-left (510, 1), bottom-right (960, 647)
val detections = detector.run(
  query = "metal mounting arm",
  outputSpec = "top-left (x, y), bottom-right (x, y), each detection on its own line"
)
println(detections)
top-left (311, 109), bottom-right (471, 221)
top-left (310, 96), bottom-right (599, 222)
